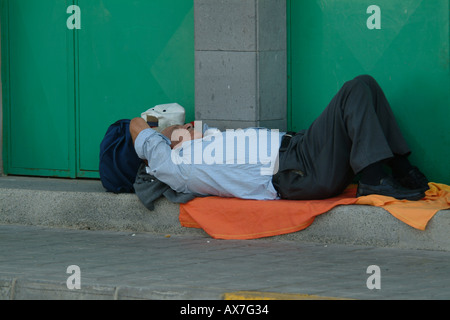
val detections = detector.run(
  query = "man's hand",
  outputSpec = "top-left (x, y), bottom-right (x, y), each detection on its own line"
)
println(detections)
top-left (130, 118), bottom-right (150, 145)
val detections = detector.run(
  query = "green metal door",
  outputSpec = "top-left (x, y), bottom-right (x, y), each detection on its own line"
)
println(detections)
top-left (77, 0), bottom-right (194, 178)
top-left (1, 0), bottom-right (194, 178)
top-left (2, 0), bottom-right (76, 177)
top-left (289, 0), bottom-right (450, 184)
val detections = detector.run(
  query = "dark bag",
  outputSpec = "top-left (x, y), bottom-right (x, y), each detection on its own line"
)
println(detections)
top-left (99, 119), bottom-right (142, 193)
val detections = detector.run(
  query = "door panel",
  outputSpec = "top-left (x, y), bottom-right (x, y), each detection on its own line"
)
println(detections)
top-left (6, 0), bottom-right (75, 177)
top-left (77, 0), bottom-right (195, 177)
top-left (289, 0), bottom-right (450, 184)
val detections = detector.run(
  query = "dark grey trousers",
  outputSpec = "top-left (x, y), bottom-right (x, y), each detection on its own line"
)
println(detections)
top-left (273, 75), bottom-right (411, 200)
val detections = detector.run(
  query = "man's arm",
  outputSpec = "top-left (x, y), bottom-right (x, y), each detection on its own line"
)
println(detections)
top-left (130, 117), bottom-right (188, 193)
top-left (130, 117), bottom-right (150, 145)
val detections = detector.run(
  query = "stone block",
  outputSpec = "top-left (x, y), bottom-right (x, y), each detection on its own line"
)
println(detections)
top-left (195, 51), bottom-right (257, 121)
top-left (195, 0), bottom-right (257, 51)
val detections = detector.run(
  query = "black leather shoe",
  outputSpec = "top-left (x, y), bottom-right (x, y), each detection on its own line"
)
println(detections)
top-left (357, 176), bottom-right (425, 201)
top-left (395, 166), bottom-right (429, 192)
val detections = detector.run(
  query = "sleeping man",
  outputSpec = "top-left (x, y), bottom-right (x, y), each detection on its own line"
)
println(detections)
top-left (130, 75), bottom-right (429, 201)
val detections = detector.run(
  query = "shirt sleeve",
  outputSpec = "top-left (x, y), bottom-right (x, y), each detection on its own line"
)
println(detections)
top-left (134, 128), bottom-right (189, 193)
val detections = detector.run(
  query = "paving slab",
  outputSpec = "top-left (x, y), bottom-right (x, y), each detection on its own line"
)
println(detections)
top-left (1, 225), bottom-right (450, 301)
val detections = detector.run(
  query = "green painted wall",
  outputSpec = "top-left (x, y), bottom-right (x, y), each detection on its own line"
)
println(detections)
top-left (1, 0), bottom-right (194, 178)
top-left (289, 0), bottom-right (450, 184)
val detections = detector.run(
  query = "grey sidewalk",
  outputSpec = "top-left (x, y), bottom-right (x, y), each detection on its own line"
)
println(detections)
top-left (1, 224), bottom-right (450, 300)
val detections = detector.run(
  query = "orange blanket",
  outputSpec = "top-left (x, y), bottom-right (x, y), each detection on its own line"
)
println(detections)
top-left (179, 183), bottom-right (450, 240)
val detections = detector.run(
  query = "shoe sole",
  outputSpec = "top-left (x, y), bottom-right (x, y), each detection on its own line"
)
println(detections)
top-left (356, 188), bottom-right (425, 201)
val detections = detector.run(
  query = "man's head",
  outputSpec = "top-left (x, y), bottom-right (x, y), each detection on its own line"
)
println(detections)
top-left (161, 123), bottom-right (202, 149)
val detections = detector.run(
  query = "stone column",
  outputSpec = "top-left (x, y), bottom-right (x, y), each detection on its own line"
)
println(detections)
top-left (195, 0), bottom-right (287, 131)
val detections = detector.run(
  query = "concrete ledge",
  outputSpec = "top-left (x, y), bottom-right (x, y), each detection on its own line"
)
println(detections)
top-left (0, 176), bottom-right (449, 251)
top-left (0, 176), bottom-right (205, 237)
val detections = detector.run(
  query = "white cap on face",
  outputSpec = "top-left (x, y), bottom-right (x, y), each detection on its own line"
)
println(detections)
top-left (141, 103), bottom-right (186, 132)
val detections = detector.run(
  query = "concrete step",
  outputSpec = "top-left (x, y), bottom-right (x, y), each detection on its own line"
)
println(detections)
top-left (1, 176), bottom-right (449, 251)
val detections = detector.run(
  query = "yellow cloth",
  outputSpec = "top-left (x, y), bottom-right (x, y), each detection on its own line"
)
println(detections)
top-left (356, 183), bottom-right (450, 230)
